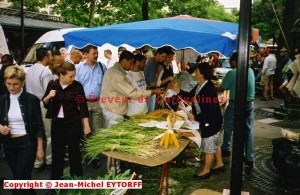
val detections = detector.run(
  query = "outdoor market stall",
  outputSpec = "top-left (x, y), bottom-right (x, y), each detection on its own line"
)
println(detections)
top-left (84, 109), bottom-right (200, 195)
top-left (65, 15), bottom-right (239, 194)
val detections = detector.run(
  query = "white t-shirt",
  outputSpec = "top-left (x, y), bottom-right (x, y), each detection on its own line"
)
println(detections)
top-left (8, 89), bottom-right (26, 135)
top-left (172, 60), bottom-right (179, 74)
top-left (126, 71), bottom-right (148, 116)
top-left (57, 84), bottom-right (68, 118)
top-left (106, 58), bottom-right (118, 69)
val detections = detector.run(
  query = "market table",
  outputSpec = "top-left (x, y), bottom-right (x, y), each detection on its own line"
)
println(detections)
top-left (103, 138), bottom-right (191, 195)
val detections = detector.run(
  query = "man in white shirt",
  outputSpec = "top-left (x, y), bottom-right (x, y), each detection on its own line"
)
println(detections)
top-left (104, 49), bottom-right (118, 69)
top-left (260, 49), bottom-right (277, 100)
top-left (25, 47), bottom-right (54, 170)
top-left (126, 54), bottom-right (148, 116)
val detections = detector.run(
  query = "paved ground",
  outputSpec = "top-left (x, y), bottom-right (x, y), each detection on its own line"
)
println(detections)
top-left (182, 97), bottom-right (289, 195)
top-left (1, 96), bottom-right (299, 195)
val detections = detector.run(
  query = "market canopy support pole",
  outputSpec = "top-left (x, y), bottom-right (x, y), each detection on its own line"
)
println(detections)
top-left (21, 0), bottom-right (25, 54)
top-left (229, 0), bottom-right (252, 194)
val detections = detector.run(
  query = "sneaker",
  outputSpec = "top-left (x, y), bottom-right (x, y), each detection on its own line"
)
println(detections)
top-left (34, 164), bottom-right (45, 173)
top-left (244, 160), bottom-right (253, 175)
top-left (244, 160), bottom-right (253, 167)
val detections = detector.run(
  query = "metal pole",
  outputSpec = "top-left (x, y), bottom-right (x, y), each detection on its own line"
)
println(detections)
top-left (21, 0), bottom-right (25, 53)
top-left (270, 0), bottom-right (290, 51)
top-left (230, 0), bottom-right (252, 194)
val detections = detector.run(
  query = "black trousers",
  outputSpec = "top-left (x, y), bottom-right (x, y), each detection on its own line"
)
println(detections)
top-left (50, 119), bottom-right (83, 180)
top-left (3, 135), bottom-right (37, 195)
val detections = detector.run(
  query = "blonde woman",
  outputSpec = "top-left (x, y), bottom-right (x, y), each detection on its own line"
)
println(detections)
top-left (0, 66), bottom-right (45, 194)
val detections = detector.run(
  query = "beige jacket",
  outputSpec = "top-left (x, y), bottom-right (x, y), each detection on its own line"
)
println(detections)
top-left (100, 62), bottom-right (152, 115)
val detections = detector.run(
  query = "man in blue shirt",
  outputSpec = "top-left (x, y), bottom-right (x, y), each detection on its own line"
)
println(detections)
top-left (76, 45), bottom-right (107, 132)
top-left (76, 45), bottom-right (107, 168)
top-left (143, 46), bottom-right (169, 112)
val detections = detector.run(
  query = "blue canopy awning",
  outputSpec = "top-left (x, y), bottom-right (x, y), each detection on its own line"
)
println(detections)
top-left (64, 15), bottom-right (238, 57)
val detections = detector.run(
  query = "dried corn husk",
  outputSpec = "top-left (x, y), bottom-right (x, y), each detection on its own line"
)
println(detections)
top-left (160, 74), bottom-right (184, 107)
top-left (130, 109), bottom-right (175, 122)
top-left (159, 113), bottom-right (180, 148)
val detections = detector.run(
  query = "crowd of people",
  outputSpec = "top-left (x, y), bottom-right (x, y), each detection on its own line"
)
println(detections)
top-left (250, 46), bottom-right (299, 100)
top-left (0, 43), bottom-right (299, 194)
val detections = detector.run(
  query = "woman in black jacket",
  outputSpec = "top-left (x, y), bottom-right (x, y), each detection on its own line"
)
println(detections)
top-left (180, 62), bottom-right (224, 179)
top-left (43, 61), bottom-right (90, 181)
top-left (0, 66), bottom-right (45, 194)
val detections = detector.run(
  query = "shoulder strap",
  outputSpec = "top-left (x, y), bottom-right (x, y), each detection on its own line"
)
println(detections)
top-left (98, 62), bottom-right (104, 76)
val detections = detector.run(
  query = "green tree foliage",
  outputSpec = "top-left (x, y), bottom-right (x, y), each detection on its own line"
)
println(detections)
top-left (92, 0), bottom-right (169, 25)
top-left (8, 0), bottom-right (50, 12)
top-left (52, 0), bottom-right (91, 26)
top-left (165, 0), bottom-right (238, 22)
top-left (163, 0), bottom-right (215, 18)
top-left (206, 5), bottom-right (238, 22)
top-left (53, 0), bottom-right (238, 27)
top-left (251, 0), bottom-right (286, 42)
top-left (9, 0), bottom-right (238, 27)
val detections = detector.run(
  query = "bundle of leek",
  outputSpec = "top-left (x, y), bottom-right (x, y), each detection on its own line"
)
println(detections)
top-left (84, 120), bottom-right (164, 160)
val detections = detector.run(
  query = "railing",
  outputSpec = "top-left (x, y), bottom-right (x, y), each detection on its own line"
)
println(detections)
top-left (0, 7), bottom-right (67, 23)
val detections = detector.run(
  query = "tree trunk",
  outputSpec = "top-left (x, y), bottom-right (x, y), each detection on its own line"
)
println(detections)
top-left (88, 0), bottom-right (96, 27)
top-left (279, 0), bottom-right (300, 50)
top-left (142, 0), bottom-right (149, 20)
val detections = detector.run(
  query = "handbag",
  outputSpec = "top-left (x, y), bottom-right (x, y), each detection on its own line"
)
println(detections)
top-left (272, 137), bottom-right (300, 178)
